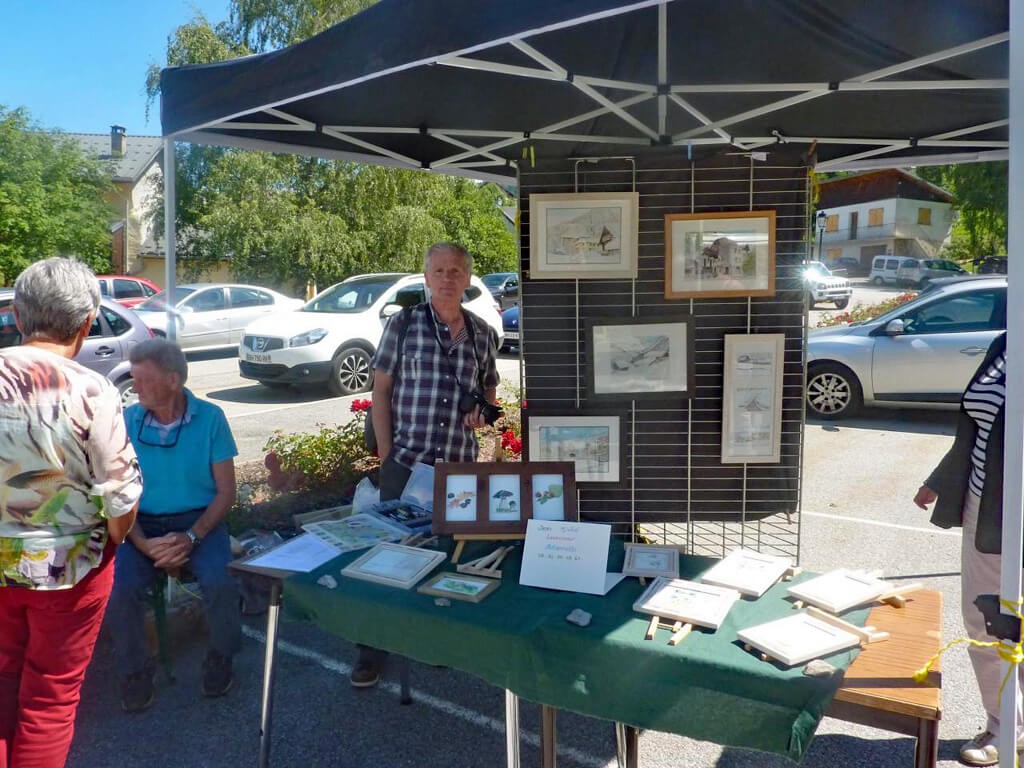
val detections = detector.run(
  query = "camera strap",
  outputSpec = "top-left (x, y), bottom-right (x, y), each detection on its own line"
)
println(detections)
top-left (429, 308), bottom-right (485, 395)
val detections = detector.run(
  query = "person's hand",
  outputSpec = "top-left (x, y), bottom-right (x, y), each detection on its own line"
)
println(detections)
top-left (913, 485), bottom-right (938, 510)
top-left (462, 405), bottom-right (487, 429)
top-left (148, 532), bottom-right (193, 569)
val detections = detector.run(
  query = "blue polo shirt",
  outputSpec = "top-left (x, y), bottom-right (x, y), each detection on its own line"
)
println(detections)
top-left (124, 388), bottom-right (238, 515)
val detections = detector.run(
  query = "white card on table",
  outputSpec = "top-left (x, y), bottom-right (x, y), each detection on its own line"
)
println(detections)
top-left (519, 519), bottom-right (624, 596)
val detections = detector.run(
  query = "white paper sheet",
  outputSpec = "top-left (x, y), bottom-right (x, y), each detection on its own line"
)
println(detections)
top-left (245, 534), bottom-right (339, 572)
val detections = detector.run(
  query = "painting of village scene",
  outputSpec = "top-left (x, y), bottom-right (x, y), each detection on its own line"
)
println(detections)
top-left (529, 192), bottom-right (638, 279)
top-left (721, 334), bottom-right (785, 463)
top-left (586, 316), bottom-right (693, 400)
top-left (526, 413), bottom-right (622, 484)
top-left (665, 211), bottom-right (776, 298)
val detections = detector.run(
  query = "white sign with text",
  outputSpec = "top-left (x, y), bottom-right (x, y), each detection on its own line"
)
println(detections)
top-left (519, 519), bottom-right (625, 595)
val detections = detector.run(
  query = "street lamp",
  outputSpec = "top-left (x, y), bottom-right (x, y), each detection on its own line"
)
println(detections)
top-left (815, 210), bottom-right (827, 263)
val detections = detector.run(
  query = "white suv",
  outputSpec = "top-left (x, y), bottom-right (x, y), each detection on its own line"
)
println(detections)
top-left (238, 273), bottom-right (504, 395)
top-left (804, 261), bottom-right (852, 309)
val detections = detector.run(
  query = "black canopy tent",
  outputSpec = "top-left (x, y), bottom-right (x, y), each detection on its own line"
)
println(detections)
top-left (159, 1), bottom-right (1023, 759)
top-left (160, 0), bottom-right (1009, 179)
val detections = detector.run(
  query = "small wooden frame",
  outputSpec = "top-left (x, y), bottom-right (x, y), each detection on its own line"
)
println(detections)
top-left (699, 547), bottom-right (792, 597)
top-left (417, 572), bottom-right (500, 603)
top-left (432, 461), bottom-right (578, 536)
top-left (456, 545), bottom-right (515, 579)
top-left (340, 542), bottom-right (446, 590)
top-left (623, 543), bottom-right (681, 579)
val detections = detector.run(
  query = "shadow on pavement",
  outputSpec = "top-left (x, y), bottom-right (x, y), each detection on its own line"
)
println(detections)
top-left (204, 384), bottom-right (339, 405)
top-left (185, 348), bottom-right (239, 363)
top-left (807, 406), bottom-right (958, 437)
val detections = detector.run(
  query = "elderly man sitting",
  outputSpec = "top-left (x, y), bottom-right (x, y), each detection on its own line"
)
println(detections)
top-left (107, 338), bottom-right (241, 713)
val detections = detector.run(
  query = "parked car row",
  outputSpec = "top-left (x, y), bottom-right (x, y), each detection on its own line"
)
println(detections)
top-left (867, 255), bottom-right (966, 288)
top-left (238, 273), bottom-right (504, 395)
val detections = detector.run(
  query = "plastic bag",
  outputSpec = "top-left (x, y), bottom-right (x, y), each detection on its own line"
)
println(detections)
top-left (352, 476), bottom-right (380, 513)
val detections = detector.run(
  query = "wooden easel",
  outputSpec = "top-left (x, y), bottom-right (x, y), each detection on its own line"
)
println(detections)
top-left (451, 533), bottom-right (524, 564)
top-left (644, 616), bottom-right (693, 646)
top-left (400, 532), bottom-right (439, 549)
top-left (805, 606), bottom-right (891, 643)
top-left (456, 545), bottom-right (514, 579)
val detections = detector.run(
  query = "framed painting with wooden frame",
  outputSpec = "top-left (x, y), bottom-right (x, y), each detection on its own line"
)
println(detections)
top-left (623, 543), bottom-right (681, 579)
top-left (529, 192), bottom-right (639, 280)
top-left (417, 572), bottom-right (501, 603)
top-left (664, 210), bottom-right (776, 299)
top-left (522, 408), bottom-right (627, 487)
top-left (584, 313), bottom-right (695, 402)
top-left (721, 333), bottom-right (786, 464)
top-left (432, 461), bottom-right (578, 536)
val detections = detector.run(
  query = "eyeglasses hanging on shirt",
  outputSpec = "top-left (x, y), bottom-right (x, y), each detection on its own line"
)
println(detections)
top-left (136, 410), bottom-right (185, 448)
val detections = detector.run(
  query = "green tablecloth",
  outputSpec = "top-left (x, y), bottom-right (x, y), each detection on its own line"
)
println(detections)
top-left (284, 540), bottom-right (867, 762)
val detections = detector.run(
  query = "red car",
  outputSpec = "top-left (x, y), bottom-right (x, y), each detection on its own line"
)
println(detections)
top-left (96, 275), bottom-right (160, 308)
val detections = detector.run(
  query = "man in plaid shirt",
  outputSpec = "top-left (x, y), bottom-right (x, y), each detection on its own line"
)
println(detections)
top-left (355, 242), bottom-right (499, 687)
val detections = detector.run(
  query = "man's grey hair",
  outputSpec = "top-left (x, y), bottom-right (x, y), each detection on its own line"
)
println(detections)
top-left (424, 242), bottom-right (473, 273)
top-left (129, 337), bottom-right (189, 384)
top-left (13, 257), bottom-right (101, 341)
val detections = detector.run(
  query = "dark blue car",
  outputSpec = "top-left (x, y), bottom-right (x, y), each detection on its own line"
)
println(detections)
top-left (501, 304), bottom-right (519, 352)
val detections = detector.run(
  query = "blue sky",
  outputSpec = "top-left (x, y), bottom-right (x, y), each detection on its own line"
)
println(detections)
top-left (1, 0), bottom-right (232, 137)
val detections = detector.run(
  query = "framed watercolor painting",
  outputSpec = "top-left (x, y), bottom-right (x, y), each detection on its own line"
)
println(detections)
top-left (417, 572), bottom-right (501, 603)
top-left (340, 542), bottom-right (446, 589)
top-left (529, 192), bottom-right (639, 280)
top-left (522, 409), bottom-right (626, 486)
top-left (699, 547), bottom-right (792, 597)
top-left (432, 461), bottom-right (578, 535)
top-left (584, 314), bottom-right (695, 401)
top-left (737, 612), bottom-right (861, 667)
top-left (664, 210), bottom-right (776, 299)
top-left (632, 577), bottom-right (740, 630)
top-left (622, 543), bottom-right (681, 579)
top-left (721, 333), bottom-right (786, 464)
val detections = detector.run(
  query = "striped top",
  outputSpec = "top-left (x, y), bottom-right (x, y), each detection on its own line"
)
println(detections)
top-left (963, 349), bottom-right (1007, 497)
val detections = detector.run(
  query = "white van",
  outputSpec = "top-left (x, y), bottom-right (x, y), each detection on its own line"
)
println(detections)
top-left (869, 256), bottom-right (918, 286)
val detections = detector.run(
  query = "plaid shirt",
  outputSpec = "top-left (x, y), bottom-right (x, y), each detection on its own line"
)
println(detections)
top-left (372, 303), bottom-right (499, 468)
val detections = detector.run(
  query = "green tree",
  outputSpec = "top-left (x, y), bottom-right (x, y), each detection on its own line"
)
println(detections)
top-left (917, 162), bottom-right (1007, 260)
top-left (0, 107), bottom-right (114, 283)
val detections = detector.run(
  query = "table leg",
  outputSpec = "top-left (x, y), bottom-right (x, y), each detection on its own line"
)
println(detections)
top-left (540, 705), bottom-right (557, 768)
top-left (614, 723), bottom-right (639, 768)
top-left (914, 718), bottom-right (938, 768)
top-left (258, 581), bottom-right (283, 768)
top-left (504, 690), bottom-right (520, 768)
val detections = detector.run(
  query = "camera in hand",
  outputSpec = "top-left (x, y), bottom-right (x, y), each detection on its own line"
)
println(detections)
top-left (458, 390), bottom-right (504, 425)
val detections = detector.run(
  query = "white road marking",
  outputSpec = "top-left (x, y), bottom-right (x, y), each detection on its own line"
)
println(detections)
top-left (241, 625), bottom-right (612, 768)
top-left (802, 509), bottom-right (961, 536)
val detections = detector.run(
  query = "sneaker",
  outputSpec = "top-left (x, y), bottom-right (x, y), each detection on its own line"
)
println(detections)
top-left (121, 661), bottom-right (155, 714)
top-left (201, 650), bottom-right (233, 697)
top-left (350, 649), bottom-right (383, 688)
top-left (960, 730), bottom-right (1024, 766)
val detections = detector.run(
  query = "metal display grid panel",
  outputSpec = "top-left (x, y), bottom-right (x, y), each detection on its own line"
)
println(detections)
top-left (516, 150), bottom-right (808, 561)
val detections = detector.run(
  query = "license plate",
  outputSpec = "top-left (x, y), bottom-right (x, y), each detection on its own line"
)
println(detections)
top-left (505, 331), bottom-right (519, 341)
top-left (245, 353), bottom-right (272, 363)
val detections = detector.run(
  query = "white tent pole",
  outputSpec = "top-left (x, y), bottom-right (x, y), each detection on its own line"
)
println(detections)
top-left (163, 138), bottom-right (177, 341)
top-left (999, 2), bottom-right (1023, 766)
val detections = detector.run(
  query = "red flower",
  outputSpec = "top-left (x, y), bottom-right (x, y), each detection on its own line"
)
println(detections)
top-left (500, 430), bottom-right (522, 455)
top-left (350, 399), bottom-right (372, 413)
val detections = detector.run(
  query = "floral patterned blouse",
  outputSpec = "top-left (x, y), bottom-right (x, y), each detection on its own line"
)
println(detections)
top-left (0, 347), bottom-right (142, 590)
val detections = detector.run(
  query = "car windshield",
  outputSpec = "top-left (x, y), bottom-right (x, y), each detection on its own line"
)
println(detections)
top-left (482, 274), bottom-right (511, 289)
top-left (136, 287), bottom-right (196, 311)
top-left (304, 277), bottom-right (401, 313)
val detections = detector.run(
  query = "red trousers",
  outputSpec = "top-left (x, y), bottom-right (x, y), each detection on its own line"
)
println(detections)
top-left (0, 545), bottom-right (115, 768)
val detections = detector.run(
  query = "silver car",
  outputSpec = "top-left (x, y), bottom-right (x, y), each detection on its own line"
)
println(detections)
top-left (806, 276), bottom-right (1007, 418)
top-left (134, 283), bottom-right (303, 352)
top-left (0, 290), bottom-right (153, 404)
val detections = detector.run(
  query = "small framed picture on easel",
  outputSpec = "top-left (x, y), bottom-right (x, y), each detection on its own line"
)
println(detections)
top-left (431, 461), bottom-right (578, 536)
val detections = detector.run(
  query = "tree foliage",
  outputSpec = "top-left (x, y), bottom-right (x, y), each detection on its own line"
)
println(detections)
top-left (146, 1), bottom-right (517, 291)
top-left (917, 162), bottom-right (1008, 260)
top-left (0, 106), bottom-right (114, 283)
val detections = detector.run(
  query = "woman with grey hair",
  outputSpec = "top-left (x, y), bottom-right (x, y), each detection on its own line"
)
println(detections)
top-left (0, 257), bottom-right (143, 767)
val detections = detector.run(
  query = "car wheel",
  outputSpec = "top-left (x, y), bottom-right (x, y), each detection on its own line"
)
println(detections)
top-left (834, 298), bottom-right (849, 310)
top-left (806, 362), bottom-right (862, 419)
top-left (871, 276), bottom-right (884, 286)
top-left (116, 378), bottom-right (138, 406)
top-left (328, 347), bottom-right (373, 396)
